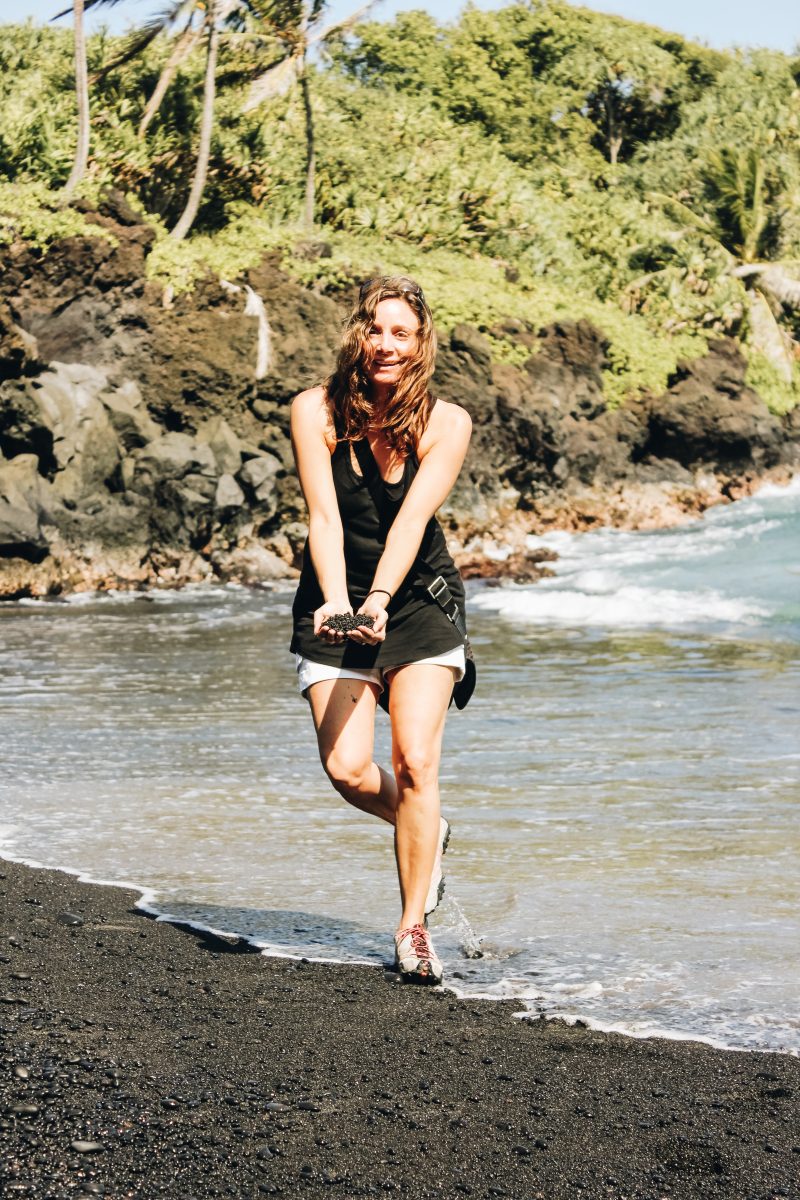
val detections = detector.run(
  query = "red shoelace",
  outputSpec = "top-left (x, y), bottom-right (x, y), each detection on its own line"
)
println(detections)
top-left (397, 923), bottom-right (431, 959)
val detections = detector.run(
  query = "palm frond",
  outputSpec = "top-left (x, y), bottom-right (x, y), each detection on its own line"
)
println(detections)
top-left (243, 52), bottom-right (301, 111)
top-left (53, 0), bottom-right (137, 20)
top-left (89, 0), bottom-right (198, 82)
top-left (701, 146), bottom-right (770, 262)
top-left (138, 21), bottom-right (202, 135)
top-left (647, 190), bottom-right (722, 242)
top-left (310, 0), bottom-right (381, 46)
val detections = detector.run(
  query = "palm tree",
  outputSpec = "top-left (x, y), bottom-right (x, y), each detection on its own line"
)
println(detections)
top-left (61, 0), bottom-right (90, 196)
top-left (90, 0), bottom-right (208, 138)
top-left (61, 0), bottom-right (375, 234)
top-left (169, 0), bottom-right (223, 239)
top-left (138, 17), bottom-right (203, 137)
top-left (91, 0), bottom-right (241, 240)
top-left (650, 146), bottom-right (800, 383)
top-left (243, 0), bottom-right (379, 230)
top-left (57, 0), bottom-right (131, 196)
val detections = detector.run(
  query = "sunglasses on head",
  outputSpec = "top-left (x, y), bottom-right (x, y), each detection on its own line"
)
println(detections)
top-left (358, 277), bottom-right (425, 305)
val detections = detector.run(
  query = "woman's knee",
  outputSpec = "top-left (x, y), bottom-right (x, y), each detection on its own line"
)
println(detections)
top-left (322, 746), bottom-right (373, 794)
top-left (393, 746), bottom-right (439, 793)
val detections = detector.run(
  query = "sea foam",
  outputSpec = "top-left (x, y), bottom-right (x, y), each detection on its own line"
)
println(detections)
top-left (470, 582), bottom-right (767, 628)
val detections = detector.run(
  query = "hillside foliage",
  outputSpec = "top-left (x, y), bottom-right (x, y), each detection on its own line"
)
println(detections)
top-left (1, 2), bottom-right (799, 410)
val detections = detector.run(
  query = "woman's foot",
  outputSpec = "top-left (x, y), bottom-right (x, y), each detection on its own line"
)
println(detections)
top-left (394, 923), bottom-right (443, 985)
top-left (424, 817), bottom-right (451, 919)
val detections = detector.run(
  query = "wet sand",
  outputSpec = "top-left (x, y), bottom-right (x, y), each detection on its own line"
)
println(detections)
top-left (1, 857), bottom-right (798, 1199)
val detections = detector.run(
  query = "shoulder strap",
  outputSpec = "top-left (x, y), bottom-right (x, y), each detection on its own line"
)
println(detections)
top-left (352, 437), bottom-right (378, 487)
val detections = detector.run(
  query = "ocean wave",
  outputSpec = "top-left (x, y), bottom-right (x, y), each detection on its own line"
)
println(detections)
top-left (532, 518), bottom-right (781, 576)
top-left (12, 579), bottom-right (296, 607)
top-left (470, 583), bottom-right (768, 628)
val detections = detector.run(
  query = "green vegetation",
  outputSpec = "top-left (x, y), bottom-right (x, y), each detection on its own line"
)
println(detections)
top-left (0, 181), bottom-right (108, 247)
top-left (1, 4), bottom-right (799, 410)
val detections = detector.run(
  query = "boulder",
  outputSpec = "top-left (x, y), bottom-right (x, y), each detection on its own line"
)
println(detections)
top-left (100, 380), bottom-right (161, 451)
top-left (238, 453), bottom-right (282, 505)
top-left (644, 339), bottom-right (784, 470)
top-left (450, 325), bottom-right (492, 370)
top-left (0, 378), bottom-right (56, 470)
top-left (524, 320), bottom-right (608, 421)
top-left (257, 425), bottom-right (293, 470)
top-left (196, 416), bottom-right (242, 476)
top-left (0, 302), bottom-right (41, 382)
top-left (11, 363), bottom-right (124, 503)
top-left (458, 545), bottom-right (557, 583)
top-left (561, 407), bottom-right (648, 487)
top-left (0, 499), bottom-right (48, 561)
top-left (495, 381), bottom-right (564, 488)
top-left (0, 453), bottom-right (60, 522)
top-left (149, 481), bottom-right (213, 550)
top-left (211, 542), bottom-right (293, 584)
top-left (127, 433), bottom-right (218, 496)
top-left (215, 473), bottom-right (245, 510)
top-left (0, 454), bottom-right (61, 562)
top-left (435, 319), bottom-right (613, 514)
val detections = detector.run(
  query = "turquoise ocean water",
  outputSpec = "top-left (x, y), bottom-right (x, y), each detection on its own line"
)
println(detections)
top-left (1, 478), bottom-right (798, 1054)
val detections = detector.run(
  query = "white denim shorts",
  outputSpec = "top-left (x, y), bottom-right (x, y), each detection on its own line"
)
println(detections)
top-left (295, 643), bottom-right (466, 698)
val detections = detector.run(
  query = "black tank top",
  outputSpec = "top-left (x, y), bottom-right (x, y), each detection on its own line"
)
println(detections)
top-left (290, 433), bottom-right (466, 670)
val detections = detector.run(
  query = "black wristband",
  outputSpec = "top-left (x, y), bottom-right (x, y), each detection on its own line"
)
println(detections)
top-left (365, 588), bottom-right (392, 603)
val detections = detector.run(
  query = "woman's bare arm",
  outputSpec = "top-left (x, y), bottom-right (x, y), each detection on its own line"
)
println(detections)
top-left (290, 388), bottom-right (351, 631)
top-left (363, 400), bottom-right (472, 606)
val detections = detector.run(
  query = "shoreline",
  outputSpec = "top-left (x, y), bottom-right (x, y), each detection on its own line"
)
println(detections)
top-left (2, 468), bottom-right (798, 604)
top-left (3, 845), bottom-right (794, 1061)
top-left (1, 855), bottom-right (798, 1199)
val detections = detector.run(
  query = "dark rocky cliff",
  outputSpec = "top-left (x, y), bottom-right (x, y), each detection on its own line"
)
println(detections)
top-left (1, 197), bottom-right (798, 599)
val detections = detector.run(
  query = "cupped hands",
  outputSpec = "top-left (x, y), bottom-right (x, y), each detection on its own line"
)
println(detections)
top-left (314, 597), bottom-right (388, 645)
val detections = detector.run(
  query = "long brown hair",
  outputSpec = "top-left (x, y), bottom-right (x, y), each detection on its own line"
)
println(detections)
top-left (326, 275), bottom-right (437, 456)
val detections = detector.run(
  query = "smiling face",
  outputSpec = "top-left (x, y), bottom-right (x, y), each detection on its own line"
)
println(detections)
top-left (365, 297), bottom-right (421, 389)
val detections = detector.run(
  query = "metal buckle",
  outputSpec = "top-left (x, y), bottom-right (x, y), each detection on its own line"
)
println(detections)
top-left (427, 575), bottom-right (450, 604)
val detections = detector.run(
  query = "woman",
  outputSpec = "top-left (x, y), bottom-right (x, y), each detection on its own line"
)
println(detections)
top-left (289, 275), bottom-right (472, 985)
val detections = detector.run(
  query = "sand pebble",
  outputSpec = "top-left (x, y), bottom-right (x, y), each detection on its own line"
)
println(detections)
top-left (57, 912), bottom-right (84, 927)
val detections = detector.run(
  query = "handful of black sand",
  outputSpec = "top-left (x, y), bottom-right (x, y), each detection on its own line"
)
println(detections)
top-left (323, 613), bottom-right (376, 633)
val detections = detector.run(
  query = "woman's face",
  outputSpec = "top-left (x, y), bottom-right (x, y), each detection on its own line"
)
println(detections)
top-left (365, 297), bottom-right (420, 387)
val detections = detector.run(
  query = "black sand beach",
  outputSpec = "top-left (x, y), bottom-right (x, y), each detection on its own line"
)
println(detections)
top-left (1, 858), bottom-right (798, 1200)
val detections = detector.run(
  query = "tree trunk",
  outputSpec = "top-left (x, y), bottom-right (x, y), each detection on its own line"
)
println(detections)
top-left (748, 289), bottom-right (794, 384)
top-left (63, 0), bottom-right (90, 197)
top-left (607, 99), bottom-right (621, 166)
top-left (170, 8), bottom-right (219, 242)
top-left (139, 22), bottom-right (201, 138)
top-left (744, 153), bottom-right (767, 264)
top-left (300, 58), bottom-right (315, 230)
top-left (733, 263), bottom-right (800, 310)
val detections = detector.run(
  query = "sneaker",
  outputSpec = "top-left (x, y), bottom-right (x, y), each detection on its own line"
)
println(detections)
top-left (424, 817), bottom-right (451, 918)
top-left (394, 923), bottom-right (443, 985)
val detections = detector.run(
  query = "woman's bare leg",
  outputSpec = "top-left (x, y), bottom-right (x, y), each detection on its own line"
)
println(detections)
top-left (307, 677), bottom-right (397, 824)
top-left (386, 663), bottom-right (454, 930)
